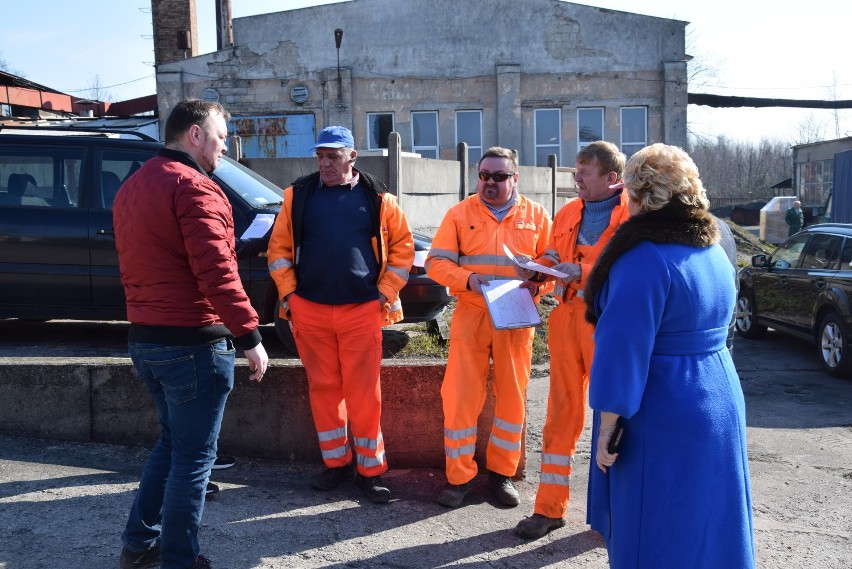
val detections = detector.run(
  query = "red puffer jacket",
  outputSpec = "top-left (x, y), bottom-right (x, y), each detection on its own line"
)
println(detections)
top-left (114, 153), bottom-right (258, 340)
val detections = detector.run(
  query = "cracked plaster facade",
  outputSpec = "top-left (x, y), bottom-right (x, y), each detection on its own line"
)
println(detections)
top-left (156, 0), bottom-right (688, 165)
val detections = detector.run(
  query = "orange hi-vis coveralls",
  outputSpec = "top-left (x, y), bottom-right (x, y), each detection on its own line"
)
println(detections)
top-left (531, 192), bottom-right (630, 519)
top-left (426, 193), bottom-right (552, 485)
top-left (267, 171), bottom-right (414, 477)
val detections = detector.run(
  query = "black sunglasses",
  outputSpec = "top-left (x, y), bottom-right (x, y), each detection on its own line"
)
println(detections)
top-left (478, 171), bottom-right (515, 182)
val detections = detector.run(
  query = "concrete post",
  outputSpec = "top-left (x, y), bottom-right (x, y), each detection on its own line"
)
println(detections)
top-left (322, 67), bottom-right (353, 132)
top-left (457, 142), bottom-right (469, 202)
top-left (496, 64), bottom-right (522, 155)
top-left (388, 131), bottom-right (401, 199)
top-left (548, 153), bottom-right (558, 218)
top-left (662, 60), bottom-right (688, 149)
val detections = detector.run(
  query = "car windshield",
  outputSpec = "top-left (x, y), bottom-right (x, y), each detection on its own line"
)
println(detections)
top-left (213, 157), bottom-right (283, 207)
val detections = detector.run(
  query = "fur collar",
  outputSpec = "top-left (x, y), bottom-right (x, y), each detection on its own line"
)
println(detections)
top-left (584, 200), bottom-right (719, 325)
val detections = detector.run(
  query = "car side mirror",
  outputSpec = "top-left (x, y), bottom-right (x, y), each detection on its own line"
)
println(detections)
top-left (751, 254), bottom-right (767, 267)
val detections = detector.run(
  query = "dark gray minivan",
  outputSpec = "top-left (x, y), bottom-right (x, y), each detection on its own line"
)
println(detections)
top-left (0, 126), bottom-right (450, 354)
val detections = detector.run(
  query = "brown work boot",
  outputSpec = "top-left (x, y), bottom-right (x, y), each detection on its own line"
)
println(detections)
top-left (514, 513), bottom-right (566, 539)
top-left (488, 471), bottom-right (520, 507)
top-left (437, 481), bottom-right (473, 508)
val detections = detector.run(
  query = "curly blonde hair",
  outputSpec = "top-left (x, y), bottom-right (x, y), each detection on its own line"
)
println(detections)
top-left (623, 143), bottom-right (709, 212)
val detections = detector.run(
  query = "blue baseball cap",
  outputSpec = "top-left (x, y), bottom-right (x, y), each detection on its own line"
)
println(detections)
top-left (312, 126), bottom-right (354, 149)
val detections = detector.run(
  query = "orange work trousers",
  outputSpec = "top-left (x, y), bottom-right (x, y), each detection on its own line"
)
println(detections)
top-left (441, 301), bottom-right (535, 485)
top-left (533, 298), bottom-right (595, 518)
top-left (289, 293), bottom-right (387, 477)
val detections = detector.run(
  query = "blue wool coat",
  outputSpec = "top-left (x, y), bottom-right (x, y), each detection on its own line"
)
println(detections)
top-left (587, 240), bottom-right (755, 569)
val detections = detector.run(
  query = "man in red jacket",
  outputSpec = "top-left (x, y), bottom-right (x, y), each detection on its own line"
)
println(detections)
top-left (113, 99), bottom-right (268, 569)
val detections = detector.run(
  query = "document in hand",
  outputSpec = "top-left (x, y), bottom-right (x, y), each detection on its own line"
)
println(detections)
top-left (480, 279), bottom-right (542, 330)
top-left (502, 244), bottom-right (568, 278)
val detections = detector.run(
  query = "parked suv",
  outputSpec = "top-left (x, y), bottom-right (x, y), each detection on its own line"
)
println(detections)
top-left (0, 126), bottom-right (450, 355)
top-left (735, 223), bottom-right (852, 377)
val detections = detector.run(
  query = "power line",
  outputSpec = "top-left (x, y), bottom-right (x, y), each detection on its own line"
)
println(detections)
top-left (60, 74), bottom-right (155, 94)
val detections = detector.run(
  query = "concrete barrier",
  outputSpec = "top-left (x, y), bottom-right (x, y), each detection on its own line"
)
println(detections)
top-left (0, 358), bottom-right (524, 472)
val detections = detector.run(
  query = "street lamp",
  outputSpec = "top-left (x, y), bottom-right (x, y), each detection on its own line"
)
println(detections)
top-left (334, 28), bottom-right (343, 99)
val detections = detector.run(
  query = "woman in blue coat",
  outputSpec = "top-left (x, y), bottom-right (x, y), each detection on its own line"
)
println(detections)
top-left (583, 144), bottom-right (755, 568)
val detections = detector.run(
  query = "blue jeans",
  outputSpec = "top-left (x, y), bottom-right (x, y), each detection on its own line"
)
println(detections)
top-left (122, 339), bottom-right (235, 569)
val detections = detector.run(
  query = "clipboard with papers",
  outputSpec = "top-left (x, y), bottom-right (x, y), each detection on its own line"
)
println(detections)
top-left (480, 279), bottom-right (542, 330)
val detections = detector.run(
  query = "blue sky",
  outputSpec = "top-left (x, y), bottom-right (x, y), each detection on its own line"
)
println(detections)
top-left (1, 0), bottom-right (848, 144)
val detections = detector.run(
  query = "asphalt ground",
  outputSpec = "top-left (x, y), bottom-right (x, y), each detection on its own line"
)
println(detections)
top-left (0, 322), bottom-right (851, 568)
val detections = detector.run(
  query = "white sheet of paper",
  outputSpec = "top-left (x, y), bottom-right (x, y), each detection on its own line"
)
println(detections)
top-left (414, 250), bottom-right (428, 268)
top-left (502, 243), bottom-right (569, 278)
top-left (240, 213), bottom-right (275, 240)
top-left (480, 279), bottom-right (541, 329)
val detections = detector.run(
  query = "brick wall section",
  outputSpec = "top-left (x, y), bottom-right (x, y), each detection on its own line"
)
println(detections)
top-left (151, 0), bottom-right (198, 67)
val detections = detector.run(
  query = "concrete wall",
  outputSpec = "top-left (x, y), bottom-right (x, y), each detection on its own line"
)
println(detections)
top-left (0, 359), bottom-right (522, 472)
top-left (245, 150), bottom-right (575, 235)
top-left (155, 0), bottom-right (687, 163)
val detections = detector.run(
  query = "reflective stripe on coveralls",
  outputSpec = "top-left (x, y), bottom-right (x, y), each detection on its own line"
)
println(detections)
top-left (428, 194), bottom-right (552, 486)
top-left (534, 245), bottom-right (611, 518)
top-left (268, 257), bottom-right (293, 271)
top-left (441, 301), bottom-right (534, 485)
top-left (290, 294), bottom-right (388, 477)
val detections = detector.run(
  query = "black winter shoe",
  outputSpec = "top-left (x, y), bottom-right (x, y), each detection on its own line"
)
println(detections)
top-left (514, 513), bottom-right (566, 539)
top-left (117, 544), bottom-right (160, 569)
top-left (488, 471), bottom-right (520, 507)
top-left (311, 464), bottom-right (354, 490)
top-left (211, 455), bottom-right (235, 470)
top-left (355, 473), bottom-right (391, 503)
top-left (190, 554), bottom-right (213, 568)
top-left (205, 482), bottom-right (220, 500)
top-left (437, 481), bottom-right (473, 508)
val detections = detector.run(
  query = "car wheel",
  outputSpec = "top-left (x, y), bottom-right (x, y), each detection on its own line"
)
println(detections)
top-left (273, 308), bottom-right (299, 357)
top-left (817, 313), bottom-right (852, 377)
top-left (734, 291), bottom-right (767, 339)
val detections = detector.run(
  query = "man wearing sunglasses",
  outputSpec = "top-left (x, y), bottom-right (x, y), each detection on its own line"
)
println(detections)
top-left (513, 140), bottom-right (631, 540)
top-left (426, 147), bottom-right (552, 509)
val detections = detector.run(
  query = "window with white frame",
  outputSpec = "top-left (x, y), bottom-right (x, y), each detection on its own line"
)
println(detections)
top-left (535, 108), bottom-right (561, 166)
top-left (411, 111), bottom-right (439, 159)
top-left (620, 107), bottom-right (647, 157)
top-left (455, 110), bottom-right (483, 164)
top-left (577, 108), bottom-right (604, 152)
top-left (367, 113), bottom-right (394, 150)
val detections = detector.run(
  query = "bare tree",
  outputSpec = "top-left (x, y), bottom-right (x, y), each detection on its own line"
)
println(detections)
top-left (84, 74), bottom-right (114, 103)
top-left (685, 26), bottom-right (726, 140)
top-left (688, 134), bottom-right (791, 207)
top-left (795, 113), bottom-right (829, 145)
top-left (685, 27), bottom-right (725, 90)
top-left (0, 51), bottom-right (25, 77)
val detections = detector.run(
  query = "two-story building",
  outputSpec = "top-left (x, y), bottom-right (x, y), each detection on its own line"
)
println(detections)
top-left (153, 0), bottom-right (689, 166)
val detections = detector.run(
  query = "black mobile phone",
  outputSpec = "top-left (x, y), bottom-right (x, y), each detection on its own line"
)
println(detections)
top-left (607, 417), bottom-right (626, 454)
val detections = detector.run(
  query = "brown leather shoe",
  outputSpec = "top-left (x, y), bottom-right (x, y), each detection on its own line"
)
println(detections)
top-left (514, 513), bottom-right (566, 539)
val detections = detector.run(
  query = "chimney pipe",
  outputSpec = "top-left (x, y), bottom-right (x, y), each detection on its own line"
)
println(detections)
top-left (215, 0), bottom-right (233, 50)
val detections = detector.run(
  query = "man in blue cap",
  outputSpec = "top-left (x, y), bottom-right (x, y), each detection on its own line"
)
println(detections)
top-left (267, 126), bottom-right (414, 503)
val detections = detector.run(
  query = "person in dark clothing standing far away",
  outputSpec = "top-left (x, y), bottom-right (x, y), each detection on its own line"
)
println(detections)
top-left (267, 126), bottom-right (414, 503)
top-left (113, 99), bottom-right (268, 569)
top-left (785, 199), bottom-right (804, 236)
